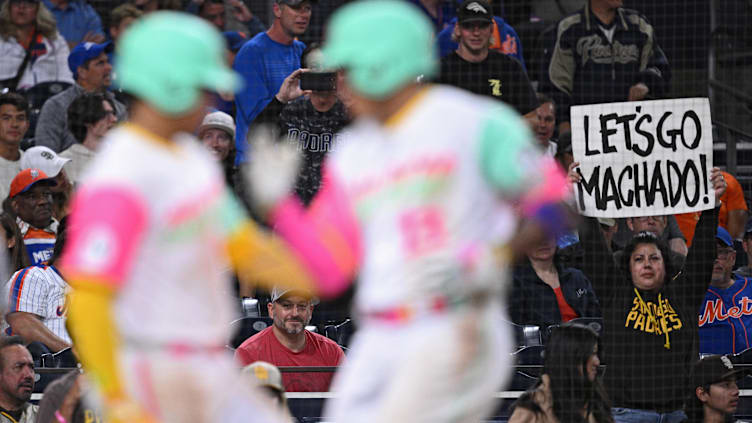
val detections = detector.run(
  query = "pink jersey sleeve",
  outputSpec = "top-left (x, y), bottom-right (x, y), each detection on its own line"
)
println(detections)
top-left (518, 157), bottom-right (569, 216)
top-left (269, 164), bottom-right (361, 299)
top-left (60, 186), bottom-right (149, 289)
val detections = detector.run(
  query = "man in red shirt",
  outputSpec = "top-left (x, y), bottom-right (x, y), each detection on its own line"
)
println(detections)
top-left (234, 287), bottom-right (345, 392)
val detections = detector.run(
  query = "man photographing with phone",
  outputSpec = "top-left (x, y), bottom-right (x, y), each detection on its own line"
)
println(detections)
top-left (255, 44), bottom-right (350, 206)
top-left (233, 0), bottom-right (314, 164)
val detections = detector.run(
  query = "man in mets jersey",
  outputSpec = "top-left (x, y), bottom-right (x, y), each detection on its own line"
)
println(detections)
top-left (4, 220), bottom-right (71, 354)
top-left (4, 266), bottom-right (69, 351)
top-left (699, 227), bottom-right (752, 355)
top-left (248, 1), bottom-right (572, 421)
top-left (60, 12), bottom-right (316, 423)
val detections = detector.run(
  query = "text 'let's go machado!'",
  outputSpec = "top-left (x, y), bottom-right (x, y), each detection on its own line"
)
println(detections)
top-left (570, 98), bottom-right (713, 218)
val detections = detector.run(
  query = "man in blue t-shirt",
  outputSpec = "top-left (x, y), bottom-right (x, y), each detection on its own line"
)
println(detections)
top-left (233, 0), bottom-right (312, 164)
top-left (42, 0), bottom-right (105, 48)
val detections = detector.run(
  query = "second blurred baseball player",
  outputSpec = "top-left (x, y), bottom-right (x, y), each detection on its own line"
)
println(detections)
top-left (248, 1), bottom-right (571, 421)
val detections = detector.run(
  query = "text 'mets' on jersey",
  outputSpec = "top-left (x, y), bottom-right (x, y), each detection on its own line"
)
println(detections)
top-left (19, 221), bottom-right (57, 265)
top-left (699, 274), bottom-right (752, 355)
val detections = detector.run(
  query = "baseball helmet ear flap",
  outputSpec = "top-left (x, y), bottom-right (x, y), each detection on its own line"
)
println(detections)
top-left (322, 0), bottom-right (438, 99)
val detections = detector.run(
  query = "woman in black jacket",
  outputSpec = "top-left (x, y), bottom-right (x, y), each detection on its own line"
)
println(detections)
top-left (577, 166), bottom-right (727, 423)
top-left (510, 235), bottom-right (601, 330)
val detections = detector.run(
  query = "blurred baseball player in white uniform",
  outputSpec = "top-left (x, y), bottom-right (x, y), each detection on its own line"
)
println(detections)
top-left (247, 1), bottom-right (572, 421)
top-left (60, 12), bottom-right (315, 423)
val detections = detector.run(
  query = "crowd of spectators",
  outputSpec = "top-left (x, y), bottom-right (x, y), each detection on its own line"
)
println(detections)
top-left (0, 0), bottom-right (749, 420)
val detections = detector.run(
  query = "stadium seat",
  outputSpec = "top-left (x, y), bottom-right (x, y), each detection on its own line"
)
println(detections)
top-left (729, 347), bottom-right (752, 365)
top-left (26, 341), bottom-right (51, 368)
top-left (509, 345), bottom-right (545, 391)
top-left (19, 81), bottom-right (72, 146)
top-left (240, 297), bottom-right (260, 317)
top-left (513, 345), bottom-right (545, 366)
top-left (40, 347), bottom-right (78, 368)
top-left (324, 318), bottom-right (355, 349)
top-left (34, 368), bottom-right (73, 394)
top-left (228, 316), bottom-right (273, 349)
top-left (510, 322), bottom-right (543, 347)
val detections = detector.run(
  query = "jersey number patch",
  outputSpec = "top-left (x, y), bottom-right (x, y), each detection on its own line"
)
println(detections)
top-left (399, 207), bottom-right (447, 258)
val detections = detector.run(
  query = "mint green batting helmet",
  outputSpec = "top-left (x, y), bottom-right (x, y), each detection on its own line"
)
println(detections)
top-left (322, 0), bottom-right (437, 99)
top-left (116, 12), bottom-right (242, 115)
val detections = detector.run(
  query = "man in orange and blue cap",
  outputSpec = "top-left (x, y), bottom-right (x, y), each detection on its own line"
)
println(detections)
top-left (8, 168), bottom-right (57, 265)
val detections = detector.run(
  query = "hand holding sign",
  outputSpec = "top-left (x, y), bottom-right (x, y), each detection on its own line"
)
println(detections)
top-left (570, 98), bottom-right (714, 218)
top-left (628, 83), bottom-right (650, 101)
top-left (710, 167), bottom-right (727, 206)
top-left (567, 161), bottom-right (581, 185)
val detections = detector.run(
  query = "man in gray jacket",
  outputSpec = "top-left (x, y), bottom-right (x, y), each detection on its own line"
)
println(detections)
top-left (34, 41), bottom-right (125, 152)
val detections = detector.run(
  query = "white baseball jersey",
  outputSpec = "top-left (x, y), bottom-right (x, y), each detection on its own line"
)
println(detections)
top-left (4, 265), bottom-right (72, 343)
top-left (61, 124), bottom-right (245, 347)
top-left (270, 85), bottom-right (567, 422)
top-left (327, 86), bottom-right (535, 312)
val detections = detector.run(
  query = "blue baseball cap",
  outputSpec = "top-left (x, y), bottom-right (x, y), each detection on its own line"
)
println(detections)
top-left (717, 226), bottom-right (733, 247)
top-left (222, 31), bottom-right (248, 53)
top-left (68, 41), bottom-right (113, 78)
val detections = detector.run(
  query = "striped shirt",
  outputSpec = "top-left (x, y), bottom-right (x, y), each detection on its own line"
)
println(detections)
top-left (17, 217), bottom-right (57, 266)
top-left (3, 265), bottom-right (71, 343)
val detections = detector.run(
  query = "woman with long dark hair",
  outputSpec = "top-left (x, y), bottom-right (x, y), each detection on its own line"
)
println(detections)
top-left (574, 164), bottom-right (727, 423)
top-left (509, 323), bottom-right (613, 423)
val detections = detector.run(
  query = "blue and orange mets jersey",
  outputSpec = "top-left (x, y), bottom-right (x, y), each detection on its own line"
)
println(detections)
top-left (699, 274), bottom-right (752, 355)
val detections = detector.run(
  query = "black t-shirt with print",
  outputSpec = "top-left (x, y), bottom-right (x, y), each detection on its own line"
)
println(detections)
top-left (438, 50), bottom-right (539, 116)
